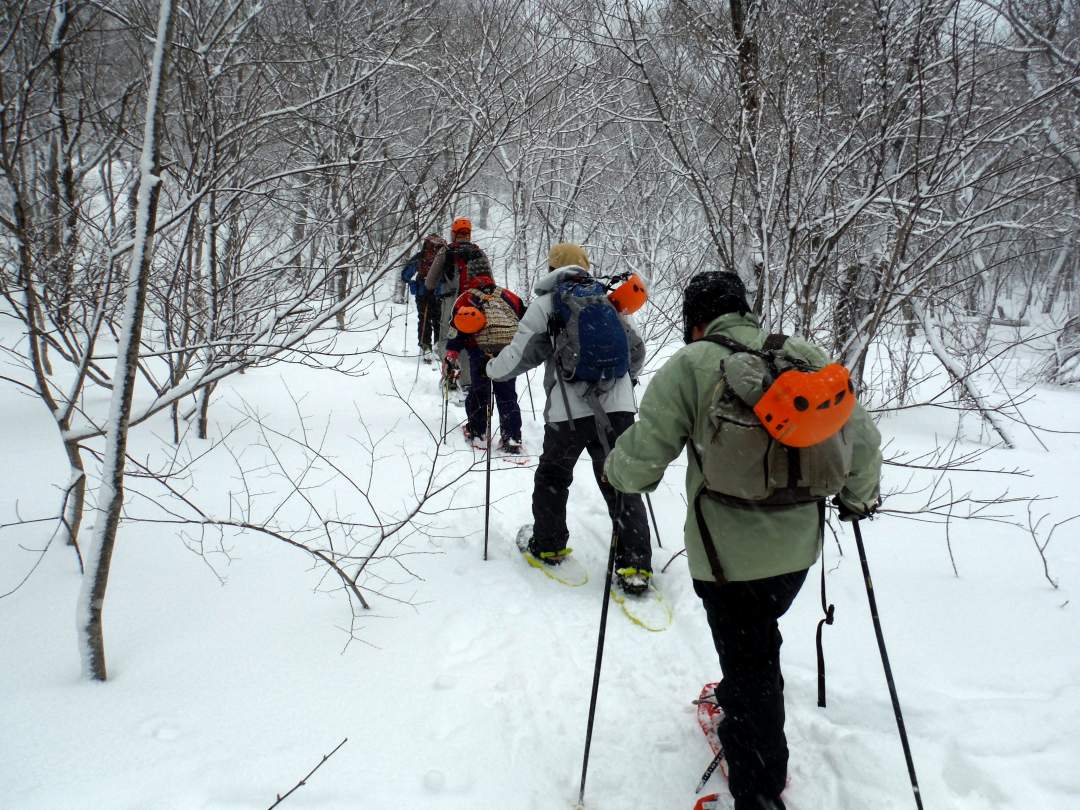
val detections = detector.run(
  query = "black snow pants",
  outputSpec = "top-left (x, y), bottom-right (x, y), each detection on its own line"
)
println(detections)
top-left (465, 350), bottom-right (521, 443)
top-left (530, 412), bottom-right (651, 572)
top-left (693, 569), bottom-right (809, 810)
top-left (415, 291), bottom-right (441, 351)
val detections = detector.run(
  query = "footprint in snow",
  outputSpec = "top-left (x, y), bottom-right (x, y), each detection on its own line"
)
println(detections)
top-left (138, 717), bottom-right (181, 741)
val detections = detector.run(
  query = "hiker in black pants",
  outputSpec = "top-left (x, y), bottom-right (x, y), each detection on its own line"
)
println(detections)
top-left (486, 242), bottom-right (651, 595)
top-left (415, 290), bottom-right (442, 361)
top-left (400, 234), bottom-right (446, 362)
top-left (532, 412), bottom-right (651, 575)
top-left (693, 571), bottom-right (807, 804)
top-left (603, 271), bottom-right (883, 810)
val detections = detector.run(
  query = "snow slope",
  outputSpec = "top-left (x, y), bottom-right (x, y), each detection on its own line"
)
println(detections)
top-left (2, 297), bottom-right (1079, 810)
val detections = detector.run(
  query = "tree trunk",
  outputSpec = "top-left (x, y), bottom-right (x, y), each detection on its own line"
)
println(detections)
top-left (60, 439), bottom-right (86, 566)
top-left (198, 195), bottom-right (218, 438)
top-left (1042, 240), bottom-right (1072, 316)
top-left (78, 0), bottom-right (174, 681)
top-left (197, 382), bottom-right (215, 440)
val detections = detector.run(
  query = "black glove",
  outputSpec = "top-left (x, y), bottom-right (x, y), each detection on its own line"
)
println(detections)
top-left (832, 495), bottom-right (877, 522)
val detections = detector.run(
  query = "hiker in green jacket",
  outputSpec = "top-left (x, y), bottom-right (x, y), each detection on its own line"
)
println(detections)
top-left (604, 271), bottom-right (882, 810)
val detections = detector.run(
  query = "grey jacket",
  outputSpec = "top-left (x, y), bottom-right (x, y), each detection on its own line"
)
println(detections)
top-left (486, 267), bottom-right (644, 423)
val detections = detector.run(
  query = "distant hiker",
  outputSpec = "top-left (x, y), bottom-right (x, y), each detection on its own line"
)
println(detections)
top-left (426, 217), bottom-right (494, 394)
top-left (400, 234), bottom-right (446, 363)
top-left (486, 243), bottom-right (652, 596)
top-left (603, 271), bottom-right (883, 810)
top-left (447, 273), bottom-right (525, 452)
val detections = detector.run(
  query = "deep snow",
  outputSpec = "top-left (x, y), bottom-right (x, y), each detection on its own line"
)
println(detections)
top-left (2, 286), bottom-right (1079, 810)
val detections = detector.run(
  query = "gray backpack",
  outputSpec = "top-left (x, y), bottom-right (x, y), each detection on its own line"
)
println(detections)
top-left (694, 334), bottom-right (854, 507)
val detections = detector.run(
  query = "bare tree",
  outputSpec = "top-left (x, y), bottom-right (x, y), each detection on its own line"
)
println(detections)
top-left (76, 0), bottom-right (175, 681)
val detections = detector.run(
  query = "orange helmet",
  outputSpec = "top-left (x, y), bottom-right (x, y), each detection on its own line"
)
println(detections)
top-left (450, 217), bottom-right (472, 239)
top-left (608, 273), bottom-right (648, 314)
top-left (453, 304), bottom-right (486, 334)
top-left (753, 364), bottom-right (856, 447)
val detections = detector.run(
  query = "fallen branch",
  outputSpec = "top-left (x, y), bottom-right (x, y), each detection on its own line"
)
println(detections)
top-left (267, 737), bottom-right (348, 809)
top-left (1025, 505), bottom-right (1079, 590)
top-left (913, 303), bottom-right (1016, 448)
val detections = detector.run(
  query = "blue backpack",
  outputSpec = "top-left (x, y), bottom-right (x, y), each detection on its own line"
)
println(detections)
top-left (402, 253), bottom-right (445, 297)
top-left (401, 256), bottom-right (421, 295)
top-left (551, 276), bottom-right (630, 384)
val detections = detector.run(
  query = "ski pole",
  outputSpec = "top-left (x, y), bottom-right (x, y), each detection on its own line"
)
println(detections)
top-left (403, 290), bottom-right (409, 354)
top-left (525, 369), bottom-right (536, 421)
top-left (851, 520), bottom-right (925, 810)
top-left (576, 492), bottom-right (621, 810)
top-left (645, 493), bottom-right (662, 549)
top-left (483, 375), bottom-right (493, 562)
top-left (630, 385), bottom-right (661, 549)
top-left (440, 369), bottom-right (449, 441)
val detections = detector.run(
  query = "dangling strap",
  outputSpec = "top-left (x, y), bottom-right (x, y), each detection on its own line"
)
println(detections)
top-left (584, 385), bottom-right (615, 456)
top-left (687, 443), bottom-right (728, 584)
top-left (815, 498), bottom-right (835, 708)
top-left (548, 318), bottom-right (577, 434)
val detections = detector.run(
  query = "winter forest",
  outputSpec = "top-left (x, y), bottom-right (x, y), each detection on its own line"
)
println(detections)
top-left (2, 0), bottom-right (1078, 808)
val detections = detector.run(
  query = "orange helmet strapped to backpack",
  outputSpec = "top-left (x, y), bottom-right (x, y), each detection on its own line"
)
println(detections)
top-left (608, 273), bottom-right (648, 314)
top-left (753, 363), bottom-right (856, 447)
top-left (453, 304), bottom-right (486, 334)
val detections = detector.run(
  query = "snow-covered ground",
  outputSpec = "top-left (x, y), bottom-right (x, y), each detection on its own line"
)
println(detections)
top-left (2, 284), bottom-right (1079, 810)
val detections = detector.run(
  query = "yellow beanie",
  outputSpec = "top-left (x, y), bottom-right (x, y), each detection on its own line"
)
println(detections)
top-left (548, 242), bottom-right (589, 270)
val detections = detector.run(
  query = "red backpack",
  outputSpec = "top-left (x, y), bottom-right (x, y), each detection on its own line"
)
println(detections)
top-left (417, 235), bottom-right (445, 281)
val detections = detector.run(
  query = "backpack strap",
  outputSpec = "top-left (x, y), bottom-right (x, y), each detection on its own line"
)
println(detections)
top-left (815, 499), bottom-right (835, 708)
top-left (699, 332), bottom-right (790, 362)
top-left (583, 386), bottom-right (616, 455)
top-left (763, 333), bottom-right (788, 352)
top-left (697, 334), bottom-right (754, 355)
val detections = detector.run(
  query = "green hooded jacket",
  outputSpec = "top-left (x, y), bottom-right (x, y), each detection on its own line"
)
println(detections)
top-left (604, 312), bottom-right (882, 583)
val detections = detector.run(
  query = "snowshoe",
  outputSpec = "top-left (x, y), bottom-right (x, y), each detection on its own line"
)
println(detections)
top-left (463, 426), bottom-right (487, 450)
top-left (610, 571), bottom-right (672, 632)
top-left (496, 437), bottom-right (530, 465)
top-left (693, 683), bottom-right (728, 791)
top-left (499, 436), bottom-right (524, 455)
top-left (614, 567), bottom-right (651, 596)
top-left (694, 683), bottom-right (725, 758)
top-left (515, 525), bottom-right (587, 587)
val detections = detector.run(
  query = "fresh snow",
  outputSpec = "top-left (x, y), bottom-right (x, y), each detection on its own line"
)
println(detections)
top-left (3, 290), bottom-right (1079, 809)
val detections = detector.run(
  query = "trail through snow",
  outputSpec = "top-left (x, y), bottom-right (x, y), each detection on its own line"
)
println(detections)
top-left (2, 313), bottom-right (1079, 810)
